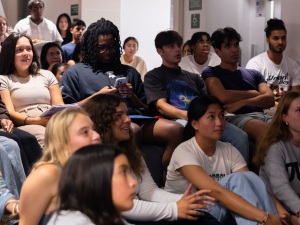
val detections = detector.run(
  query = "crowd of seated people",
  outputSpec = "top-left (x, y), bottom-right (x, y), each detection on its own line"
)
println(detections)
top-left (0, 0), bottom-right (299, 224)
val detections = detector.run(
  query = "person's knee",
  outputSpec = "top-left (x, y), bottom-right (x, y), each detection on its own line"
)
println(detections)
top-left (163, 120), bottom-right (184, 139)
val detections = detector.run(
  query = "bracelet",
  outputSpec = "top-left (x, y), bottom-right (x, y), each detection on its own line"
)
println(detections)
top-left (24, 116), bottom-right (31, 125)
top-left (260, 212), bottom-right (269, 225)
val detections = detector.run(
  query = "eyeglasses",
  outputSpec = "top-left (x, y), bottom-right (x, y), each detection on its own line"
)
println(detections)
top-left (198, 40), bottom-right (212, 46)
top-left (47, 51), bottom-right (62, 58)
top-left (97, 44), bottom-right (117, 54)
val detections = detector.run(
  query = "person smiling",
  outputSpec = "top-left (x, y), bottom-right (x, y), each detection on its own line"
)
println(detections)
top-left (121, 37), bottom-right (147, 82)
top-left (18, 108), bottom-right (100, 225)
top-left (84, 94), bottom-right (220, 224)
top-left (0, 33), bottom-right (64, 148)
top-left (60, 18), bottom-right (185, 179)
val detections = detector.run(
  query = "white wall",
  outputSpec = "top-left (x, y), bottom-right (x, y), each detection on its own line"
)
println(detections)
top-left (42, 0), bottom-right (81, 24)
top-left (120, 0), bottom-right (171, 71)
top-left (81, 0), bottom-right (121, 29)
top-left (181, 0), bottom-right (272, 67)
top-left (281, 0), bottom-right (300, 64)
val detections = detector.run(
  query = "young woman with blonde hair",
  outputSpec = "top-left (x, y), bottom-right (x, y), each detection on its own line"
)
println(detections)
top-left (18, 107), bottom-right (100, 225)
top-left (255, 91), bottom-right (300, 224)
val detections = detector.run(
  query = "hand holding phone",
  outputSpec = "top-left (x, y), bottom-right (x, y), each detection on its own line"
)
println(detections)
top-left (114, 77), bottom-right (127, 88)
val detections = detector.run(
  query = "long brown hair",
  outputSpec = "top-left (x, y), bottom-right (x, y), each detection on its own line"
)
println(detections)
top-left (83, 94), bottom-right (144, 179)
top-left (253, 91), bottom-right (300, 166)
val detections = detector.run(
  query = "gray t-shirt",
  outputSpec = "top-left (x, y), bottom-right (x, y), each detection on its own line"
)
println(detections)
top-left (259, 140), bottom-right (300, 214)
top-left (0, 70), bottom-right (57, 112)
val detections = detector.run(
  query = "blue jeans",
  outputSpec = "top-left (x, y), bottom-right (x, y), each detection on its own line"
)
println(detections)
top-left (0, 136), bottom-right (26, 199)
top-left (175, 120), bottom-right (249, 164)
top-left (209, 172), bottom-right (277, 225)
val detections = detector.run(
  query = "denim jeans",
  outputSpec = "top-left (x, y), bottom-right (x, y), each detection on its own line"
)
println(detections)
top-left (209, 172), bottom-right (277, 225)
top-left (175, 120), bottom-right (249, 164)
top-left (0, 136), bottom-right (26, 198)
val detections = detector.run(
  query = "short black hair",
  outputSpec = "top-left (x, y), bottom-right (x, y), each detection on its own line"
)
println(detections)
top-left (264, 18), bottom-right (286, 38)
top-left (190, 32), bottom-right (210, 45)
top-left (28, 0), bottom-right (45, 9)
top-left (155, 30), bottom-right (183, 49)
top-left (51, 63), bottom-right (69, 75)
top-left (211, 27), bottom-right (243, 50)
top-left (71, 20), bottom-right (86, 29)
top-left (72, 43), bottom-right (82, 63)
top-left (123, 37), bottom-right (138, 49)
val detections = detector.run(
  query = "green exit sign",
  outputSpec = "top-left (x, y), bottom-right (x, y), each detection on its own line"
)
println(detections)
top-left (71, 4), bottom-right (78, 16)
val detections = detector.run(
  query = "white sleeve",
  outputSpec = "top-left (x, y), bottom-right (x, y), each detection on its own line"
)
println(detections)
top-left (0, 76), bottom-right (9, 91)
top-left (291, 61), bottom-right (300, 86)
top-left (230, 144), bottom-right (247, 172)
top-left (121, 199), bottom-right (178, 221)
top-left (138, 160), bottom-right (182, 203)
top-left (245, 57), bottom-right (262, 72)
top-left (53, 26), bottom-right (63, 43)
top-left (172, 143), bottom-right (203, 171)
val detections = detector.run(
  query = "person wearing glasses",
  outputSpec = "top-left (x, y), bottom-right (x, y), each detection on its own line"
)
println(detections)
top-left (179, 32), bottom-right (220, 76)
top-left (0, 33), bottom-right (64, 148)
top-left (60, 18), bottom-right (184, 181)
top-left (40, 42), bottom-right (65, 70)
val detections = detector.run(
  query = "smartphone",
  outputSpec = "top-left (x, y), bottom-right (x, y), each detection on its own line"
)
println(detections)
top-left (114, 77), bottom-right (127, 88)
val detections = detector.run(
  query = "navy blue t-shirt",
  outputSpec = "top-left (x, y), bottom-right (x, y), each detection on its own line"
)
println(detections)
top-left (202, 66), bottom-right (266, 114)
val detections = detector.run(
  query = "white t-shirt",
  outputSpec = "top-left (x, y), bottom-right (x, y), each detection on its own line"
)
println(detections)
top-left (0, 69), bottom-right (58, 112)
top-left (246, 52), bottom-right (300, 98)
top-left (14, 15), bottom-right (63, 43)
top-left (122, 159), bottom-right (182, 221)
top-left (179, 53), bottom-right (221, 76)
top-left (165, 137), bottom-right (247, 194)
top-left (120, 55), bottom-right (148, 82)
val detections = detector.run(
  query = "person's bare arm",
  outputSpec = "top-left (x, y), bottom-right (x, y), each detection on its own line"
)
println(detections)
top-left (0, 90), bottom-right (50, 126)
top-left (178, 165), bottom-right (282, 224)
top-left (19, 165), bottom-right (61, 225)
top-left (49, 84), bottom-right (64, 105)
top-left (76, 86), bottom-right (118, 107)
top-left (224, 82), bottom-right (274, 113)
top-left (205, 77), bottom-right (261, 104)
top-left (156, 98), bottom-right (187, 120)
top-left (291, 85), bottom-right (300, 91)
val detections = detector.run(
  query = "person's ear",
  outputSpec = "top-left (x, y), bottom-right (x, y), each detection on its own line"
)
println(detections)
top-left (191, 120), bottom-right (198, 131)
top-left (191, 44), bottom-right (196, 52)
top-left (266, 37), bottom-right (269, 46)
top-left (157, 48), bottom-right (163, 56)
top-left (214, 47), bottom-right (221, 57)
top-left (70, 27), bottom-right (73, 33)
top-left (282, 113), bottom-right (288, 123)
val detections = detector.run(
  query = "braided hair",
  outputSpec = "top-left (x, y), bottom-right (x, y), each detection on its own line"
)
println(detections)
top-left (81, 18), bottom-right (123, 72)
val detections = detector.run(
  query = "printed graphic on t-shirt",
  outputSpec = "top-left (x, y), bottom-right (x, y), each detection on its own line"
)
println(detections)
top-left (266, 73), bottom-right (289, 100)
top-left (210, 173), bottom-right (226, 181)
top-left (285, 162), bottom-right (300, 182)
top-left (167, 80), bottom-right (197, 110)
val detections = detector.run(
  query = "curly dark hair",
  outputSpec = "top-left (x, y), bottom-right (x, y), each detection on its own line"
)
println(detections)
top-left (83, 94), bottom-right (144, 179)
top-left (81, 18), bottom-right (123, 72)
